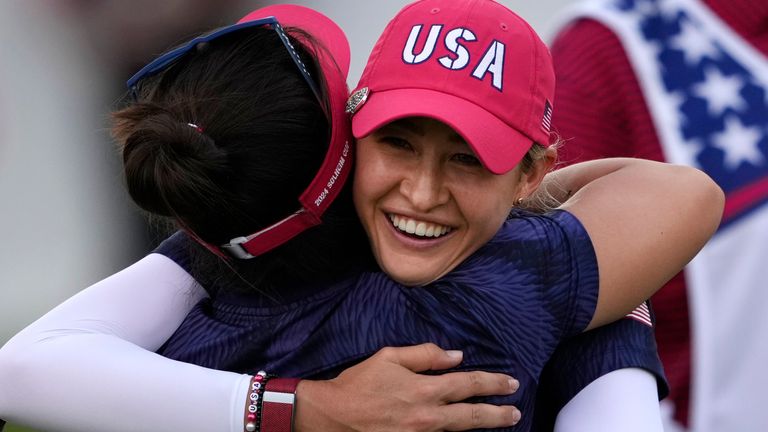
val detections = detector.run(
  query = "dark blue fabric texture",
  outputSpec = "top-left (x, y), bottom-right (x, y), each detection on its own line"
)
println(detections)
top-left (156, 210), bottom-right (601, 431)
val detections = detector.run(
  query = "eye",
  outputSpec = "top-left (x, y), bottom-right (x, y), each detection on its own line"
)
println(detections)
top-left (380, 135), bottom-right (413, 151)
top-left (451, 152), bottom-right (482, 167)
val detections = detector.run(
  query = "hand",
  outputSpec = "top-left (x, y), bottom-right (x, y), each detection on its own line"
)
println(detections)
top-left (294, 343), bottom-right (521, 431)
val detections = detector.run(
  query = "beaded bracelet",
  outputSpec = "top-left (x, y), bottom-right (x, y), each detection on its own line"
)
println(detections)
top-left (244, 371), bottom-right (270, 432)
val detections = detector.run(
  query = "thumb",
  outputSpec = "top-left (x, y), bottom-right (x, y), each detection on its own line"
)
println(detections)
top-left (379, 343), bottom-right (463, 372)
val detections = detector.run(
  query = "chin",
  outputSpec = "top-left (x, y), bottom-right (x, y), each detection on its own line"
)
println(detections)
top-left (380, 262), bottom-right (440, 287)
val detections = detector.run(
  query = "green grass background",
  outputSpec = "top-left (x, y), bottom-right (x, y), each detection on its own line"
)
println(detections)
top-left (6, 425), bottom-right (36, 432)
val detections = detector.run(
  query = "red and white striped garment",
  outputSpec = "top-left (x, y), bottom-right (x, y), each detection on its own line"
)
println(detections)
top-left (551, 0), bottom-right (768, 430)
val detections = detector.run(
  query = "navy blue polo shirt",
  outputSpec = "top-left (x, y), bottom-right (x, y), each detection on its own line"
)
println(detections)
top-left (157, 210), bottom-right (602, 431)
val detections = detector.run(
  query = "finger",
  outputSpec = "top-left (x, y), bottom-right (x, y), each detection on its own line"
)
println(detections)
top-left (376, 343), bottom-right (464, 372)
top-left (429, 371), bottom-right (519, 401)
top-left (439, 403), bottom-right (521, 431)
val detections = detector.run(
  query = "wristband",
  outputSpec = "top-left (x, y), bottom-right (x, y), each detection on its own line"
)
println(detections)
top-left (244, 371), bottom-right (270, 432)
top-left (260, 377), bottom-right (301, 432)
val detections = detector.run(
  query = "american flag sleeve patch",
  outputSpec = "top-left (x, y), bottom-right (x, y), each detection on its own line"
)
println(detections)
top-left (625, 301), bottom-right (653, 327)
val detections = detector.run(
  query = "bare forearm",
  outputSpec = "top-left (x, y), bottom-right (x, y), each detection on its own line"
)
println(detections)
top-left (537, 158), bottom-right (630, 207)
top-left (549, 158), bottom-right (723, 328)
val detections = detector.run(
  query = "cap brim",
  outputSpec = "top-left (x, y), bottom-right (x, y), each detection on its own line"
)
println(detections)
top-left (240, 4), bottom-right (354, 234)
top-left (238, 4), bottom-right (350, 76)
top-left (352, 89), bottom-right (533, 174)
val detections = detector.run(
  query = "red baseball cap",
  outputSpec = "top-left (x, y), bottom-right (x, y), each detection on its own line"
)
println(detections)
top-left (348, 0), bottom-right (555, 174)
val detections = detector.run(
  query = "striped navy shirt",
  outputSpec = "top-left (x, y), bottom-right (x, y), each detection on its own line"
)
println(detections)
top-left (155, 210), bottom-right (644, 431)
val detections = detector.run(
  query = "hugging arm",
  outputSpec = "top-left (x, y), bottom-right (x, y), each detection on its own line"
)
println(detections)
top-left (554, 368), bottom-right (662, 432)
top-left (535, 313), bottom-right (666, 432)
top-left (0, 254), bottom-right (518, 432)
top-left (298, 344), bottom-right (520, 431)
top-left (544, 158), bottom-right (723, 329)
top-left (0, 254), bottom-right (248, 432)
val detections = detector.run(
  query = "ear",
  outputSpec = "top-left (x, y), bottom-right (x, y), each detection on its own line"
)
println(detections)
top-left (518, 146), bottom-right (557, 199)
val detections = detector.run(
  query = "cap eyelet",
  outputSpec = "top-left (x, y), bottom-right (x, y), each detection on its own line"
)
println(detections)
top-left (431, 7), bottom-right (440, 14)
top-left (345, 87), bottom-right (370, 115)
top-left (500, 23), bottom-right (509, 31)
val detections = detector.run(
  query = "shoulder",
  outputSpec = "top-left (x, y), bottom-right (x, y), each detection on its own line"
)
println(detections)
top-left (448, 209), bottom-right (598, 293)
top-left (490, 210), bottom-right (592, 249)
top-left (455, 210), bottom-right (596, 274)
top-left (153, 231), bottom-right (195, 270)
top-left (152, 231), bottom-right (222, 297)
top-left (456, 210), bottom-right (599, 334)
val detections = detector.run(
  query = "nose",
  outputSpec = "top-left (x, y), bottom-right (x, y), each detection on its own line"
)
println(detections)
top-left (400, 163), bottom-right (449, 211)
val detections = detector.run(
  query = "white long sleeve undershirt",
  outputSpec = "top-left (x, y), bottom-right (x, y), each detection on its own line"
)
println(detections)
top-left (0, 253), bottom-right (661, 431)
top-left (556, 368), bottom-right (663, 432)
top-left (0, 254), bottom-right (251, 432)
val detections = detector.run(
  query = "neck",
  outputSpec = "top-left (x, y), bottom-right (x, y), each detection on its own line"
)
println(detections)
top-left (703, 0), bottom-right (768, 44)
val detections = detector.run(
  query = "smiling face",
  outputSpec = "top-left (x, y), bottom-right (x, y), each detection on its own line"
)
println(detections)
top-left (353, 117), bottom-right (541, 286)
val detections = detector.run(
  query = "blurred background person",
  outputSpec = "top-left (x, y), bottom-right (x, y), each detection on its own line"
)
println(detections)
top-left (549, 0), bottom-right (768, 430)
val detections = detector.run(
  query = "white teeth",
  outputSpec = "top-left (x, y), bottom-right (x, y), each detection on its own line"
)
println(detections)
top-left (405, 220), bottom-right (416, 234)
top-left (388, 214), bottom-right (452, 238)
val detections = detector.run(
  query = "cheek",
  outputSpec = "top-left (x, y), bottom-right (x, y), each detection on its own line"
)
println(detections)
top-left (462, 174), bottom-right (517, 204)
top-left (458, 179), bottom-right (517, 230)
top-left (352, 148), bottom-right (377, 207)
top-left (471, 202), bottom-right (509, 237)
top-left (353, 143), bottom-right (399, 204)
top-left (352, 168), bottom-right (371, 222)
top-left (352, 144), bottom-right (388, 233)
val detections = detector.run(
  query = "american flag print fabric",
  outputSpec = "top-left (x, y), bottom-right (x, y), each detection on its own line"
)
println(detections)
top-left (581, 0), bottom-right (768, 227)
top-left (625, 301), bottom-right (653, 327)
top-left (554, 0), bottom-right (768, 430)
top-left (542, 100), bottom-right (553, 133)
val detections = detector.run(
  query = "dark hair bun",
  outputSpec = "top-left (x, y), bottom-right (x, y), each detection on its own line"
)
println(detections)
top-left (122, 109), bottom-right (228, 218)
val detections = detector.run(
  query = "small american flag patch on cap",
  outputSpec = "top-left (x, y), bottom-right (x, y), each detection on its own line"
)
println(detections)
top-left (541, 100), bottom-right (553, 132)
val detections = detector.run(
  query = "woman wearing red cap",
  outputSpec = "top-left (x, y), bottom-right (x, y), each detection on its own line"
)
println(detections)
top-left (0, 1), bottom-right (722, 432)
top-left (346, 1), bottom-right (675, 431)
